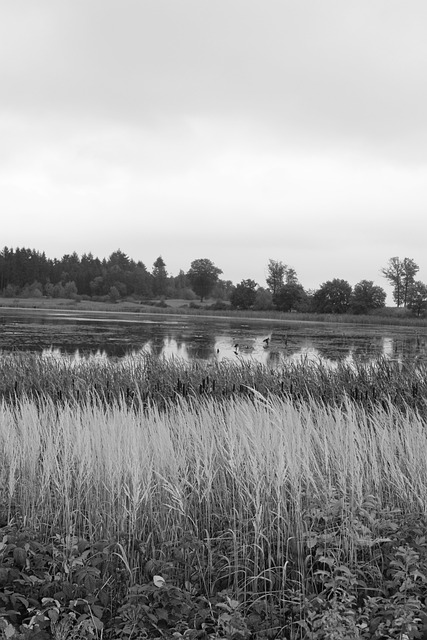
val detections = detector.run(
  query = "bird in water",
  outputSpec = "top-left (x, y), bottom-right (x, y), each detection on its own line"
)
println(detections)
top-left (263, 337), bottom-right (270, 347)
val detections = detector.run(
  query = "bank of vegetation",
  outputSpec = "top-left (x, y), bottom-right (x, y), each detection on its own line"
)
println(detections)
top-left (0, 351), bottom-right (426, 416)
top-left (1, 354), bottom-right (427, 638)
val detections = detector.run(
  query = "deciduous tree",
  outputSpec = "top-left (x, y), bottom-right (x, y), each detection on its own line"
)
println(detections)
top-left (266, 259), bottom-right (300, 296)
top-left (230, 279), bottom-right (258, 309)
top-left (273, 282), bottom-right (307, 312)
top-left (350, 280), bottom-right (386, 314)
top-left (381, 257), bottom-right (419, 307)
top-left (187, 258), bottom-right (222, 301)
top-left (266, 259), bottom-right (286, 295)
top-left (253, 287), bottom-right (273, 310)
top-left (407, 281), bottom-right (427, 317)
top-left (313, 279), bottom-right (352, 314)
top-left (402, 258), bottom-right (419, 307)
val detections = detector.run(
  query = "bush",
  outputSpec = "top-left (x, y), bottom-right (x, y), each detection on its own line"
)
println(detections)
top-left (2, 284), bottom-right (19, 298)
top-left (108, 286), bottom-right (120, 303)
top-left (207, 300), bottom-right (230, 311)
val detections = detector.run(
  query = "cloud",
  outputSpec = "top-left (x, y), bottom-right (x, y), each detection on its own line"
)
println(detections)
top-left (0, 0), bottom-right (426, 301)
top-left (1, 1), bottom-right (426, 159)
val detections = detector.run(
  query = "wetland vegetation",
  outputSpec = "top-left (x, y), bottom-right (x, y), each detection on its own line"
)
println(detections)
top-left (2, 349), bottom-right (427, 638)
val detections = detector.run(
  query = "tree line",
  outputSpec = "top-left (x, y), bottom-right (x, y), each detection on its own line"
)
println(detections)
top-left (0, 248), bottom-right (228, 304)
top-left (231, 257), bottom-right (426, 316)
top-left (0, 247), bottom-right (426, 316)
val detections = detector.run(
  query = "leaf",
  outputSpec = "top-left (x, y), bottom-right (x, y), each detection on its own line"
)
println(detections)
top-left (84, 574), bottom-right (96, 593)
top-left (42, 598), bottom-right (61, 608)
top-left (411, 569), bottom-right (426, 582)
top-left (156, 607), bottom-right (169, 621)
top-left (372, 537), bottom-right (393, 544)
top-left (153, 575), bottom-right (166, 588)
top-left (317, 556), bottom-right (335, 566)
top-left (4, 623), bottom-right (15, 639)
top-left (91, 604), bottom-right (104, 619)
top-left (47, 609), bottom-right (59, 623)
top-left (226, 598), bottom-right (240, 610)
top-left (306, 535), bottom-right (318, 549)
top-left (336, 565), bottom-right (352, 574)
top-left (92, 616), bottom-right (104, 630)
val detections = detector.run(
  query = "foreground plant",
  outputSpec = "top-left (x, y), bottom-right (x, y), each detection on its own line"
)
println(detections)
top-left (2, 377), bottom-right (427, 637)
top-left (1, 351), bottom-right (427, 416)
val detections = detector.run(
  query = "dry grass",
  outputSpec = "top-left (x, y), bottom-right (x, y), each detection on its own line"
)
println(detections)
top-left (1, 392), bottom-right (427, 592)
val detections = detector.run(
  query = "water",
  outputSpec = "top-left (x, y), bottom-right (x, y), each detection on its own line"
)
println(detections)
top-left (0, 307), bottom-right (426, 366)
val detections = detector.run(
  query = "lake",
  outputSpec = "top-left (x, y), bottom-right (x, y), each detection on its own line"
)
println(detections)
top-left (1, 307), bottom-right (426, 366)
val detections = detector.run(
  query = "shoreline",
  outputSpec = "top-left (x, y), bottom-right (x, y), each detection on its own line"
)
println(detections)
top-left (0, 296), bottom-right (425, 329)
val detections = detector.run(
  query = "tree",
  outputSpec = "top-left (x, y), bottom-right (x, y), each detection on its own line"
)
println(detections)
top-left (52, 282), bottom-right (65, 298)
top-left (266, 259), bottom-right (300, 295)
top-left (187, 258), bottom-right (222, 302)
top-left (60, 252), bottom-right (81, 285)
top-left (63, 281), bottom-right (78, 299)
top-left (273, 282), bottom-right (307, 312)
top-left (152, 256), bottom-right (168, 297)
top-left (109, 285), bottom-right (120, 303)
top-left (212, 279), bottom-right (233, 301)
top-left (131, 262), bottom-right (153, 298)
top-left (253, 287), bottom-right (273, 310)
top-left (266, 260), bottom-right (286, 295)
top-left (285, 267), bottom-right (299, 285)
top-left (313, 279), bottom-right (352, 314)
top-left (350, 280), bottom-right (386, 315)
top-left (108, 249), bottom-right (130, 271)
top-left (381, 257), bottom-right (419, 307)
top-left (78, 253), bottom-right (102, 296)
top-left (173, 269), bottom-right (189, 291)
top-left (381, 257), bottom-right (404, 307)
top-left (407, 281), bottom-right (427, 317)
top-left (89, 276), bottom-right (105, 296)
top-left (230, 279), bottom-right (258, 309)
top-left (402, 258), bottom-right (419, 307)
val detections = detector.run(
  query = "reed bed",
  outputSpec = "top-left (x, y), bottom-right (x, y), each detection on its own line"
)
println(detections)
top-left (2, 393), bottom-right (427, 595)
top-left (0, 350), bottom-right (426, 416)
top-left (3, 354), bottom-right (427, 636)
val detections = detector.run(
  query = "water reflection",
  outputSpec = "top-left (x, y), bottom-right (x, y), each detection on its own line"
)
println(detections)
top-left (1, 309), bottom-right (427, 367)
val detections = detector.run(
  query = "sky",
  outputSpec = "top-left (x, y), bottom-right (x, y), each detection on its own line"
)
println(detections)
top-left (1, 1), bottom-right (427, 302)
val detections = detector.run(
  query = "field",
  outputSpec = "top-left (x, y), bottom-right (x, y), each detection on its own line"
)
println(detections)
top-left (2, 353), bottom-right (427, 639)
top-left (0, 295), bottom-right (425, 329)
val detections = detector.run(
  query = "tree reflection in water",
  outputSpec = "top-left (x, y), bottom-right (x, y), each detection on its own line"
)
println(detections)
top-left (0, 309), bottom-right (426, 367)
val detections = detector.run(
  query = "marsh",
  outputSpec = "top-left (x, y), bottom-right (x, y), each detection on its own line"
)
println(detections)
top-left (0, 307), bottom-right (426, 366)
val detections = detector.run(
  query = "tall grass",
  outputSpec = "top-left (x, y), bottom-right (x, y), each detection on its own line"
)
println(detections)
top-left (2, 393), bottom-right (427, 595)
top-left (1, 351), bottom-right (426, 416)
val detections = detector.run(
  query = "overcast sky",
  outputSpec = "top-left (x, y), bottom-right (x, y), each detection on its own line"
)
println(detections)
top-left (1, 1), bottom-right (426, 300)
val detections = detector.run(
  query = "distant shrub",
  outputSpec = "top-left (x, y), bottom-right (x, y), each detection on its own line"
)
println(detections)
top-left (109, 286), bottom-right (120, 303)
top-left (2, 284), bottom-right (19, 298)
top-left (207, 300), bottom-right (230, 311)
top-left (179, 287), bottom-right (197, 300)
top-left (64, 280), bottom-right (78, 300)
top-left (146, 298), bottom-right (169, 308)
